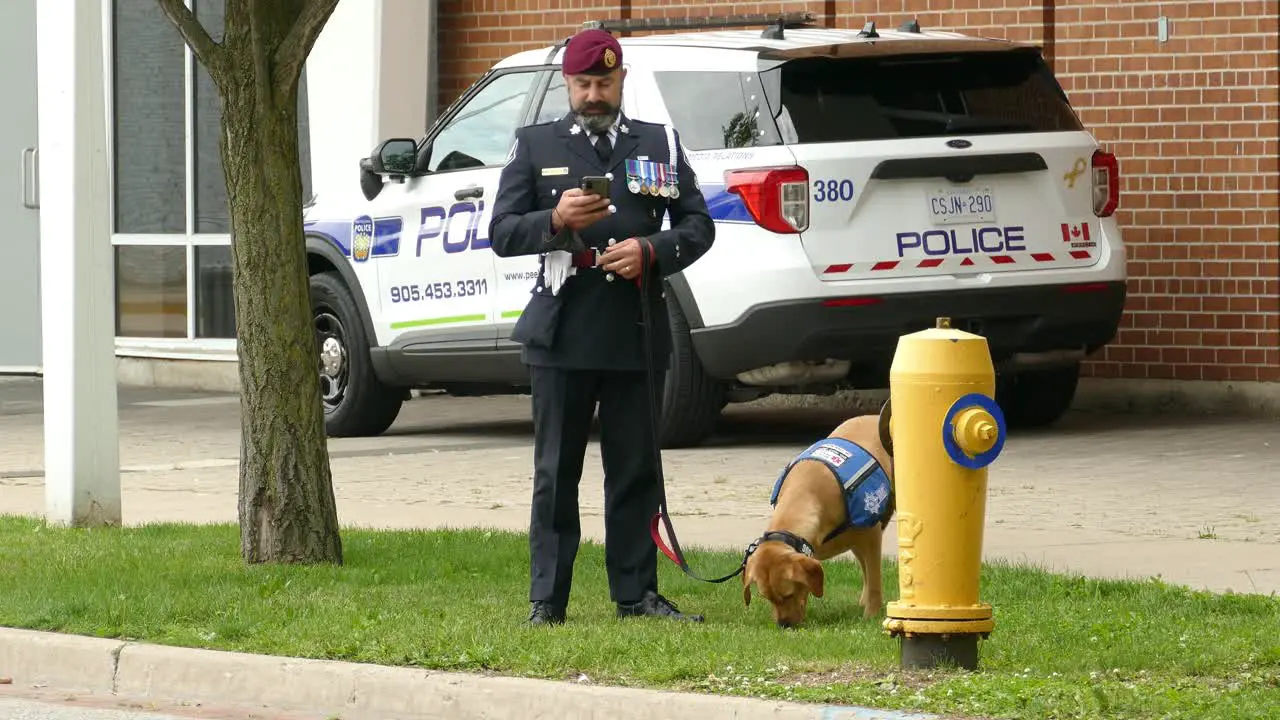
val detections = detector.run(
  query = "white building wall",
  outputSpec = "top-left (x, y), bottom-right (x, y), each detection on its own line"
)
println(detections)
top-left (305, 1), bottom-right (379, 202)
top-left (307, 0), bottom-right (435, 203)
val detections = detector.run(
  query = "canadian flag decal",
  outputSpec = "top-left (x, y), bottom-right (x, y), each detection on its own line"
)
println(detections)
top-left (1060, 222), bottom-right (1090, 243)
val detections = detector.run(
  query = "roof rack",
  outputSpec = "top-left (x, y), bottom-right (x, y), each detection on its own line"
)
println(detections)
top-left (580, 11), bottom-right (817, 35)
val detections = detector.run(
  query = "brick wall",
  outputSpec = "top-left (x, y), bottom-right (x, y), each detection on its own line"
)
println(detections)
top-left (1049, 1), bottom-right (1280, 383)
top-left (435, 1), bottom-right (831, 104)
top-left (436, 1), bottom-right (1280, 383)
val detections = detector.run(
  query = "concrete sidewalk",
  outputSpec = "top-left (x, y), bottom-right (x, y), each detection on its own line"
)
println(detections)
top-left (2, 378), bottom-right (1278, 595)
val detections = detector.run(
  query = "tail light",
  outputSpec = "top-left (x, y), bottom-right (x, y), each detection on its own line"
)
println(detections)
top-left (724, 166), bottom-right (809, 233)
top-left (1091, 149), bottom-right (1119, 217)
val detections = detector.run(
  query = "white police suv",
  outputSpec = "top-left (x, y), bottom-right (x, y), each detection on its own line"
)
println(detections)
top-left (302, 12), bottom-right (1126, 448)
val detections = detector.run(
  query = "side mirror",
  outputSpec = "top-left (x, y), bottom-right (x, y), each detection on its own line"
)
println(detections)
top-left (367, 137), bottom-right (419, 179)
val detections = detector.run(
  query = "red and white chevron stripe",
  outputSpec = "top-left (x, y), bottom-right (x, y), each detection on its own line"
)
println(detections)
top-left (821, 250), bottom-right (1094, 276)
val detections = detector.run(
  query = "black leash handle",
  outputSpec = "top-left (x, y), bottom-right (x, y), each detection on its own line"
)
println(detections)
top-left (637, 240), bottom-right (747, 585)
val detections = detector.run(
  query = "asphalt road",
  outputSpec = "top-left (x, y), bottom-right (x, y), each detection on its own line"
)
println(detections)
top-left (0, 690), bottom-right (326, 720)
top-left (0, 698), bottom-right (192, 720)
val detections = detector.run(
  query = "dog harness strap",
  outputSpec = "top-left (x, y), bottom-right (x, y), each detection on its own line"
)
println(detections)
top-left (770, 437), bottom-right (895, 543)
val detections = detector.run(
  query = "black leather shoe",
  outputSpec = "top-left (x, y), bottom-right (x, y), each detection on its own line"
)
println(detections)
top-left (526, 601), bottom-right (565, 626)
top-left (616, 591), bottom-right (704, 622)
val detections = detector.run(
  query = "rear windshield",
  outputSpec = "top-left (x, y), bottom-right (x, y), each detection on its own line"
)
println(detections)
top-left (653, 48), bottom-right (1082, 148)
top-left (650, 70), bottom-right (784, 151)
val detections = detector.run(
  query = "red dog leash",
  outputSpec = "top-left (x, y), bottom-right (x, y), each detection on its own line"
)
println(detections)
top-left (635, 239), bottom-right (749, 585)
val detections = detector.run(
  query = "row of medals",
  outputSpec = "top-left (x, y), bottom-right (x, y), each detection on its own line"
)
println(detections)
top-left (625, 162), bottom-right (680, 199)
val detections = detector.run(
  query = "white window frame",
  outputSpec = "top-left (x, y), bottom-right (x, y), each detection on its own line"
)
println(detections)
top-left (106, 0), bottom-right (257, 361)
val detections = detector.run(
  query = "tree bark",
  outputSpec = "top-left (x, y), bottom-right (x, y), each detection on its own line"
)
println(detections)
top-left (158, 0), bottom-right (343, 565)
top-left (223, 72), bottom-right (341, 566)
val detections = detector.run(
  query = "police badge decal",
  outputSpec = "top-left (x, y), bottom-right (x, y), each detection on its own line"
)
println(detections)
top-left (351, 215), bottom-right (374, 263)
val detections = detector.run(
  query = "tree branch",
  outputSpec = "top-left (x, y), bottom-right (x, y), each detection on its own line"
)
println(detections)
top-left (155, 0), bottom-right (226, 83)
top-left (273, 0), bottom-right (340, 101)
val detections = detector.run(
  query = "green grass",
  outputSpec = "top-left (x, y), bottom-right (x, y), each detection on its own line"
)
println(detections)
top-left (1, 515), bottom-right (1276, 719)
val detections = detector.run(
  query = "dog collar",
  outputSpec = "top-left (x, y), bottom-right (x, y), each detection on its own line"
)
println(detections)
top-left (750, 530), bottom-right (815, 558)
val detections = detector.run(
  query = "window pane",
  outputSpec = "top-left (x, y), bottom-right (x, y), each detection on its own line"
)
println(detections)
top-left (760, 49), bottom-right (1083, 144)
top-left (195, 245), bottom-right (235, 338)
top-left (193, 0), bottom-right (227, 233)
top-left (193, 0), bottom-right (312, 232)
top-left (426, 71), bottom-right (537, 173)
top-left (533, 72), bottom-right (568, 124)
top-left (194, 0), bottom-right (224, 42)
top-left (299, 68), bottom-right (313, 204)
top-left (652, 71), bottom-right (780, 151)
top-left (115, 245), bottom-right (188, 338)
top-left (113, 0), bottom-right (186, 233)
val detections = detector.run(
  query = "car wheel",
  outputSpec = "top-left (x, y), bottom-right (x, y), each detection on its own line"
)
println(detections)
top-left (659, 296), bottom-right (728, 449)
top-left (310, 271), bottom-right (404, 437)
top-left (996, 362), bottom-right (1080, 430)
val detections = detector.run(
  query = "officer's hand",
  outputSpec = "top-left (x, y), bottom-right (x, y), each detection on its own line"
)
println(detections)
top-left (598, 237), bottom-right (648, 281)
top-left (553, 188), bottom-right (612, 232)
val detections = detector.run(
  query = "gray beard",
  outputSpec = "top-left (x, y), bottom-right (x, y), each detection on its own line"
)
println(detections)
top-left (575, 109), bottom-right (618, 133)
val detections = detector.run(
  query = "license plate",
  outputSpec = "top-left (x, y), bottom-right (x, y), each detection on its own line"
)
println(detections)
top-left (927, 187), bottom-right (996, 225)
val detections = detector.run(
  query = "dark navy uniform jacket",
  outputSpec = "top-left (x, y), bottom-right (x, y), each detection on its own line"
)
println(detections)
top-left (489, 113), bottom-right (715, 372)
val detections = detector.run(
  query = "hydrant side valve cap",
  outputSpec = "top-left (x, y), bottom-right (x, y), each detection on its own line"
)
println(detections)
top-left (943, 393), bottom-right (1007, 469)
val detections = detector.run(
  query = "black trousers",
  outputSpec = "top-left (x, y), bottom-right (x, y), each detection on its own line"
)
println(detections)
top-left (527, 364), bottom-right (664, 608)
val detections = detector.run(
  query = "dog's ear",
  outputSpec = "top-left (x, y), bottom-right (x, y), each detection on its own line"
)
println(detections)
top-left (797, 555), bottom-right (825, 598)
top-left (741, 565), bottom-right (754, 607)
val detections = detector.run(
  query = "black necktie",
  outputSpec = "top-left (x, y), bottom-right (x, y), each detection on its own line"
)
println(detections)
top-left (593, 131), bottom-right (611, 164)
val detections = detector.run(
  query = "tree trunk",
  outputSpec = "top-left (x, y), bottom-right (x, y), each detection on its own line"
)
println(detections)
top-left (222, 72), bottom-right (342, 565)
top-left (156, 0), bottom-right (344, 565)
top-left (222, 45), bottom-right (341, 565)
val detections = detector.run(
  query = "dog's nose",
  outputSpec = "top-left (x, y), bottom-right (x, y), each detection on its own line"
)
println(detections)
top-left (776, 619), bottom-right (796, 629)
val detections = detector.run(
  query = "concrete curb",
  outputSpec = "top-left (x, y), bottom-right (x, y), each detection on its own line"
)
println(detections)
top-left (0, 627), bottom-right (940, 720)
top-left (0, 628), bottom-right (120, 695)
top-left (1073, 377), bottom-right (1280, 418)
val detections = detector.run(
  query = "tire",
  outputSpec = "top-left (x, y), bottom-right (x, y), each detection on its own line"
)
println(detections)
top-left (658, 296), bottom-right (728, 448)
top-left (310, 271), bottom-right (404, 437)
top-left (996, 362), bottom-right (1080, 430)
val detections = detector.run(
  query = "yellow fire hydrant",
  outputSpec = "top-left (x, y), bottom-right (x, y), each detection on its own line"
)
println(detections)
top-left (880, 316), bottom-right (1006, 670)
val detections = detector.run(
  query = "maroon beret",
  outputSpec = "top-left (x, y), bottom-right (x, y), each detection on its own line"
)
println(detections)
top-left (563, 29), bottom-right (622, 75)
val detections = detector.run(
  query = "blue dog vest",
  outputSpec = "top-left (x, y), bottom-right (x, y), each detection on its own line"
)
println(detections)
top-left (769, 437), bottom-right (894, 543)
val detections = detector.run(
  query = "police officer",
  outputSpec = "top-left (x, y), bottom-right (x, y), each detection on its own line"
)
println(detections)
top-left (489, 28), bottom-right (715, 626)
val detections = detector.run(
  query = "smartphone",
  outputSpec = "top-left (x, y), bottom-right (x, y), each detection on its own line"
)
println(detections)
top-left (580, 175), bottom-right (611, 200)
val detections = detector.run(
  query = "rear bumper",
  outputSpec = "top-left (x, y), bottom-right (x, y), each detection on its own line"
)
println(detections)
top-left (689, 280), bottom-right (1127, 382)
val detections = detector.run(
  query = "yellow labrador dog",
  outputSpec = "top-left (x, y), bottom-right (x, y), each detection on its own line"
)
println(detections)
top-left (742, 414), bottom-right (894, 628)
